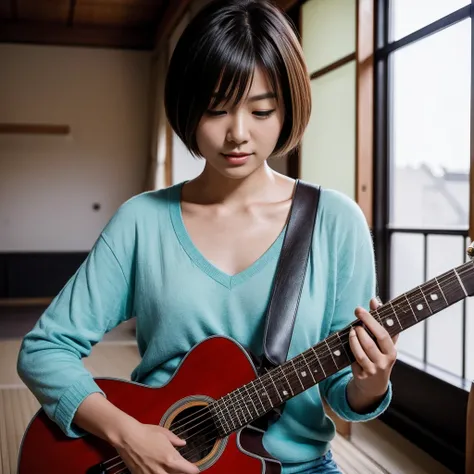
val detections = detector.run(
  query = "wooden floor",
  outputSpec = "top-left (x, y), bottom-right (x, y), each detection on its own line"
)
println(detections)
top-left (0, 335), bottom-right (387, 474)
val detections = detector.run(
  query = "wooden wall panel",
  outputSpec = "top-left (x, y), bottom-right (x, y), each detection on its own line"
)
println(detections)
top-left (356, 0), bottom-right (375, 226)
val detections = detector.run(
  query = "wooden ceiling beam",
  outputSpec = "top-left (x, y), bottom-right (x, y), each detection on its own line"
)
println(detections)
top-left (154, 0), bottom-right (298, 50)
top-left (154, 0), bottom-right (191, 47)
top-left (275, 0), bottom-right (300, 11)
top-left (0, 21), bottom-right (155, 50)
top-left (68, 0), bottom-right (76, 26)
top-left (10, 0), bottom-right (17, 21)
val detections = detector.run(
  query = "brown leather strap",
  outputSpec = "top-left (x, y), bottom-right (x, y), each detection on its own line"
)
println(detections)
top-left (259, 179), bottom-right (321, 373)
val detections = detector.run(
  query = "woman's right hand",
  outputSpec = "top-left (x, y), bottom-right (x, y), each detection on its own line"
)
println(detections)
top-left (113, 419), bottom-right (200, 474)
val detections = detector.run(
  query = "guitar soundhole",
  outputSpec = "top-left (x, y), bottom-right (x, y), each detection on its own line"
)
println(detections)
top-left (169, 404), bottom-right (220, 464)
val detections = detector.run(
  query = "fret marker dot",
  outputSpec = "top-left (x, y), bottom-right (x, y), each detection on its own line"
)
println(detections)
top-left (301, 371), bottom-right (307, 377)
top-left (283, 390), bottom-right (288, 396)
top-left (334, 350), bottom-right (341, 357)
top-left (386, 319), bottom-right (394, 327)
top-left (430, 294), bottom-right (438, 301)
top-left (417, 304), bottom-right (424, 311)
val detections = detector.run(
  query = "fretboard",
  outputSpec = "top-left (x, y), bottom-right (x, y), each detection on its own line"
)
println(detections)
top-left (210, 260), bottom-right (474, 436)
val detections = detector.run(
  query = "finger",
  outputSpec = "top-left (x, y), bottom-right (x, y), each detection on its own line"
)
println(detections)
top-left (354, 306), bottom-right (394, 356)
top-left (392, 333), bottom-right (399, 345)
top-left (369, 296), bottom-right (382, 311)
top-left (351, 359), bottom-right (364, 378)
top-left (355, 325), bottom-right (384, 365)
top-left (165, 430), bottom-right (187, 446)
top-left (170, 458), bottom-right (200, 474)
top-left (349, 328), bottom-right (376, 374)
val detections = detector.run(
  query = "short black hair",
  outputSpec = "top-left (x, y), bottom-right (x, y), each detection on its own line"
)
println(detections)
top-left (164, 0), bottom-right (311, 157)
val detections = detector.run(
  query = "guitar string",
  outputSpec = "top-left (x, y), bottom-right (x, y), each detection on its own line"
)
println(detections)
top-left (98, 265), bottom-right (473, 470)
top-left (100, 268), bottom-right (472, 473)
top-left (167, 265), bottom-right (474, 437)
top-left (100, 267), bottom-right (473, 470)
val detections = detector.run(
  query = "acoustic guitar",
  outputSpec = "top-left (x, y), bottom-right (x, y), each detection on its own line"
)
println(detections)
top-left (17, 245), bottom-right (474, 474)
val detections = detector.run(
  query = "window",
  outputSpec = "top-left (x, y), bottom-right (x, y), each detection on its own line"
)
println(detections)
top-left (390, 20), bottom-right (470, 229)
top-left (390, 0), bottom-right (469, 41)
top-left (376, 0), bottom-right (472, 384)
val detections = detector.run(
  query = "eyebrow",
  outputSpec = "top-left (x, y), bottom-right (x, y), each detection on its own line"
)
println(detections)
top-left (211, 92), bottom-right (277, 103)
top-left (248, 92), bottom-right (277, 102)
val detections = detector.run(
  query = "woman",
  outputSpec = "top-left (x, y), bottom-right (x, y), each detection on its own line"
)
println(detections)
top-left (17, 1), bottom-right (398, 473)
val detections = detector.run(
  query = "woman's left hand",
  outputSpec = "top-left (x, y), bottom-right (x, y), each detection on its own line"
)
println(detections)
top-left (348, 297), bottom-right (398, 401)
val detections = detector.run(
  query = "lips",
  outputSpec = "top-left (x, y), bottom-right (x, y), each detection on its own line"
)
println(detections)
top-left (222, 153), bottom-right (251, 157)
top-left (221, 152), bottom-right (252, 166)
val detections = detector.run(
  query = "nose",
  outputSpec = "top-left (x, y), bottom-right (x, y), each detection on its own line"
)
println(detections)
top-left (226, 112), bottom-right (250, 145)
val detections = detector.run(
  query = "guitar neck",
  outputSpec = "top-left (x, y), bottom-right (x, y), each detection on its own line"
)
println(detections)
top-left (211, 260), bottom-right (474, 436)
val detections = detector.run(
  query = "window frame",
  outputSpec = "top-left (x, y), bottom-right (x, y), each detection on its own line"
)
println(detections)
top-left (373, 1), bottom-right (474, 471)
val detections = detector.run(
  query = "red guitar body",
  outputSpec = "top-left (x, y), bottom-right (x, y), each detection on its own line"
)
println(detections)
top-left (18, 337), bottom-right (281, 473)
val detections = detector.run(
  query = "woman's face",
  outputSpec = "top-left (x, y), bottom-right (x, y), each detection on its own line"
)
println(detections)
top-left (195, 66), bottom-right (284, 179)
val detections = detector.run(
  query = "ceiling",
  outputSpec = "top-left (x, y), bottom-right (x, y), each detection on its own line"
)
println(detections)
top-left (0, 0), bottom-right (169, 50)
top-left (0, 0), bottom-right (298, 51)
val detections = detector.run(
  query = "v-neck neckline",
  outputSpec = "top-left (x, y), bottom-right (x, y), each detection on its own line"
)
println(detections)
top-left (168, 182), bottom-right (286, 289)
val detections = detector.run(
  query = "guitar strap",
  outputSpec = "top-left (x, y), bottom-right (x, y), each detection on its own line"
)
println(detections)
top-left (256, 179), bottom-right (321, 426)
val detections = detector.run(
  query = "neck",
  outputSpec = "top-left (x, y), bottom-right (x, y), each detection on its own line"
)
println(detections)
top-left (184, 162), bottom-right (281, 207)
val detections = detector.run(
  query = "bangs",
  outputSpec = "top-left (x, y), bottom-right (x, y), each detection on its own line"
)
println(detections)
top-left (208, 42), bottom-right (257, 110)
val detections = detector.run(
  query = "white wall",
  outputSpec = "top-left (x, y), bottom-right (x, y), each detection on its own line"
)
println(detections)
top-left (0, 44), bottom-right (151, 251)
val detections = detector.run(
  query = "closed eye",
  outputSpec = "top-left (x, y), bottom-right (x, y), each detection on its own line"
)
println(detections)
top-left (206, 110), bottom-right (226, 116)
top-left (253, 110), bottom-right (275, 118)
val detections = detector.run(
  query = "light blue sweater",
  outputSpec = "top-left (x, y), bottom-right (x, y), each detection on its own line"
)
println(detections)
top-left (17, 182), bottom-right (391, 473)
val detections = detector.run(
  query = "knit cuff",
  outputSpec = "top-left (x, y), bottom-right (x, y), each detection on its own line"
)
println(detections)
top-left (330, 373), bottom-right (392, 422)
top-left (54, 376), bottom-right (105, 438)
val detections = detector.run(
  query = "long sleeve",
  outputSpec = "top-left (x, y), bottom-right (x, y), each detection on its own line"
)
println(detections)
top-left (17, 215), bottom-right (135, 437)
top-left (318, 197), bottom-right (392, 422)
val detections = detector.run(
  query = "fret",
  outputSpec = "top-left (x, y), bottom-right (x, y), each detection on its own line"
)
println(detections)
top-left (403, 293), bottom-right (418, 325)
top-left (454, 269), bottom-right (468, 297)
top-left (388, 301), bottom-right (404, 330)
top-left (218, 395), bottom-right (235, 433)
top-left (418, 285), bottom-right (433, 315)
top-left (259, 372), bottom-right (280, 409)
top-left (230, 391), bottom-right (247, 428)
top-left (373, 308), bottom-right (384, 325)
top-left (336, 332), bottom-right (352, 362)
top-left (458, 262), bottom-right (474, 296)
top-left (403, 288), bottom-right (433, 326)
top-left (300, 351), bottom-right (317, 384)
top-left (290, 359), bottom-right (306, 391)
top-left (239, 387), bottom-right (254, 420)
top-left (209, 402), bottom-right (226, 436)
top-left (233, 404), bottom-right (246, 429)
top-left (233, 389), bottom-right (250, 427)
top-left (318, 342), bottom-right (341, 375)
top-left (324, 337), bottom-right (350, 369)
top-left (434, 276), bottom-right (449, 306)
top-left (278, 366), bottom-right (295, 398)
top-left (323, 340), bottom-right (339, 369)
top-left (439, 269), bottom-right (468, 305)
top-left (311, 347), bottom-right (326, 377)
top-left (264, 369), bottom-right (284, 404)
top-left (421, 279), bottom-right (449, 314)
top-left (374, 306), bottom-right (399, 337)
top-left (243, 384), bottom-right (259, 419)
top-left (251, 379), bottom-right (268, 413)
